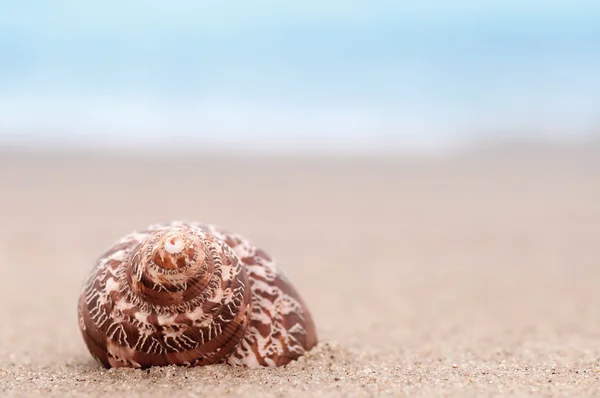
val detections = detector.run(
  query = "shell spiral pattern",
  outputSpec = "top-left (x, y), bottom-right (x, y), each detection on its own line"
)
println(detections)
top-left (77, 221), bottom-right (318, 369)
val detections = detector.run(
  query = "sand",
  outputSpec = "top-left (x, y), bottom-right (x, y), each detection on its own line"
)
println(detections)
top-left (0, 144), bottom-right (599, 397)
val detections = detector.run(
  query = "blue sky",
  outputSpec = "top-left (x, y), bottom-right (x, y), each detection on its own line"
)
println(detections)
top-left (1, 1), bottom-right (599, 151)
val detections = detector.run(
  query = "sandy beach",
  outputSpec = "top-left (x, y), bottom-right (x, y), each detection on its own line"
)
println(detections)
top-left (0, 144), bottom-right (599, 397)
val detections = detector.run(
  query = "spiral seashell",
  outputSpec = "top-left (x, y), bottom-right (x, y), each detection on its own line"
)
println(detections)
top-left (77, 221), bottom-right (318, 368)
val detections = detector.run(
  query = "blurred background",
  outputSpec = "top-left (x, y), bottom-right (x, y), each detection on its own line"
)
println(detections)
top-left (1, 0), bottom-right (599, 153)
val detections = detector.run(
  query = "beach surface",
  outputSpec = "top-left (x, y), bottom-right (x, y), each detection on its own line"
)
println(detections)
top-left (0, 144), bottom-right (599, 397)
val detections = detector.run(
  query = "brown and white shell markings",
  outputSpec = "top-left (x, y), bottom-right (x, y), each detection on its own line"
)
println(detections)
top-left (77, 221), bottom-right (318, 369)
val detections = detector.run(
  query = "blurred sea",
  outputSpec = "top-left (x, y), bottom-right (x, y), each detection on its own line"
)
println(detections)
top-left (1, 1), bottom-right (599, 153)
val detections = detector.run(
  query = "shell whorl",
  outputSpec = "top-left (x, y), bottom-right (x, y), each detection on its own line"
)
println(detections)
top-left (127, 227), bottom-right (216, 307)
top-left (77, 221), bottom-right (318, 369)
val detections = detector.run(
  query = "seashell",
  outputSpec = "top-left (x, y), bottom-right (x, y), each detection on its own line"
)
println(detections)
top-left (77, 221), bottom-right (318, 369)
